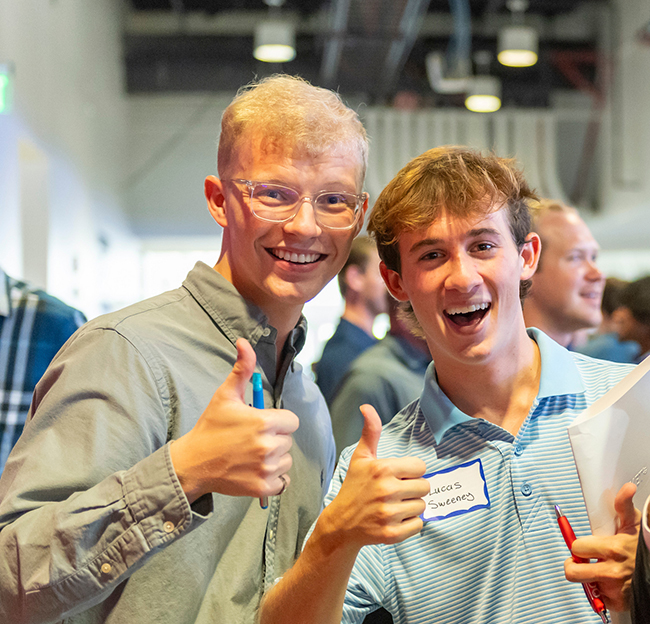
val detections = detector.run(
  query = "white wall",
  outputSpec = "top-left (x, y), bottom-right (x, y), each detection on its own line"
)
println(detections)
top-left (0, 0), bottom-right (139, 318)
top-left (126, 94), bottom-right (233, 238)
top-left (587, 0), bottom-right (650, 251)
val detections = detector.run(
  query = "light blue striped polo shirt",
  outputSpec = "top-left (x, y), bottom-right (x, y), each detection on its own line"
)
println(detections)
top-left (328, 328), bottom-right (635, 624)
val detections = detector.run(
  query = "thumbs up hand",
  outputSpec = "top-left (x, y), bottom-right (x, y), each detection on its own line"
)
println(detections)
top-left (170, 338), bottom-right (299, 503)
top-left (318, 404), bottom-right (430, 551)
top-left (565, 482), bottom-right (640, 611)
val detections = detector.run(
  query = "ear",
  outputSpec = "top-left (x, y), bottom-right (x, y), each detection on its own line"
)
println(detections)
top-left (343, 265), bottom-right (365, 295)
top-left (380, 261), bottom-right (409, 302)
top-left (205, 176), bottom-right (228, 228)
top-left (520, 232), bottom-right (541, 280)
top-left (353, 193), bottom-right (370, 235)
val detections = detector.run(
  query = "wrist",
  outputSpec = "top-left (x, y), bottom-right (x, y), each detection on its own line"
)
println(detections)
top-left (170, 437), bottom-right (203, 504)
top-left (310, 503), bottom-right (362, 560)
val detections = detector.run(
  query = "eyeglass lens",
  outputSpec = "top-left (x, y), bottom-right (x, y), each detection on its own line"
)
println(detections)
top-left (249, 183), bottom-right (359, 229)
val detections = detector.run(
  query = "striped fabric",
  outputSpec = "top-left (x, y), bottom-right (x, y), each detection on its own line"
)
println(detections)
top-left (328, 328), bottom-right (635, 624)
top-left (0, 270), bottom-right (85, 473)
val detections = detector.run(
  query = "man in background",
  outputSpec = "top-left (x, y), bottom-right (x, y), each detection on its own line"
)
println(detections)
top-left (330, 296), bottom-right (430, 456)
top-left (523, 199), bottom-right (605, 347)
top-left (315, 236), bottom-right (388, 405)
top-left (0, 75), bottom-right (369, 624)
top-left (577, 277), bottom-right (640, 362)
top-left (617, 275), bottom-right (650, 363)
top-left (0, 267), bottom-right (85, 473)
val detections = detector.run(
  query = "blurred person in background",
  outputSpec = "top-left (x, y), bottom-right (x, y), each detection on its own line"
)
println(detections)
top-left (0, 75), bottom-right (369, 624)
top-left (315, 236), bottom-right (388, 405)
top-left (523, 199), bottom-right (605, 348)
top-left (617, 275), bottom-right (650, 363)
top-left (330, 296), bottom-right (431, 457)
top-left (0, 267), bottom-right (85, 475)
top-left (577, 277), bottom-right (640, 363)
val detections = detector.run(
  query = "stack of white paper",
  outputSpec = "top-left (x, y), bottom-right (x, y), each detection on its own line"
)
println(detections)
top-left (568, 356), bottom-right (650, 536)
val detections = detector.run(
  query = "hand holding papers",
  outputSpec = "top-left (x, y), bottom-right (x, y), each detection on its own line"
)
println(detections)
top-left (567, 357), bottom-right (649, 619)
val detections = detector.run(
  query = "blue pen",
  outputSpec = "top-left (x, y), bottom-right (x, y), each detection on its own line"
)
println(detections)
top-left (252, 373), bottom-right (268, 509)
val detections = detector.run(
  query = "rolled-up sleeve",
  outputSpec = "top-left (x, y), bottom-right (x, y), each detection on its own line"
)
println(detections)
top-left (0, 327), bottom-right (212, 624)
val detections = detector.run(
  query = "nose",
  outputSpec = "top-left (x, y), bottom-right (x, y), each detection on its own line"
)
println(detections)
top-left (283, 197), bottom-right (322, 238)
top-left (585, 257), bottom-right (604, 282)
top-left (444, 252), bottom-right (482, 293)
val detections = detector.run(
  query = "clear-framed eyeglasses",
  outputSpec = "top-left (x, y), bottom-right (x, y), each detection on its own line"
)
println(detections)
top-left (229, 179), bottom-right (367, 231)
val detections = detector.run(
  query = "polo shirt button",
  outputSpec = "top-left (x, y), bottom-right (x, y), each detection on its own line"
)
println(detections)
top-left (163, 521), bottom-right (175, 533)
top-left (514, 444), bottom-right (523, 456)
top-left (101, 563), bottom-right (112, 575)
top-left (262, 328), bottom-right (271, 337)
top-left (521, 482), bottom-right (533, 496)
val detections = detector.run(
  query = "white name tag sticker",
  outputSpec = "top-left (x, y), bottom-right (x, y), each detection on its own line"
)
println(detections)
top-left (421, 459), bottom-right (490, 522)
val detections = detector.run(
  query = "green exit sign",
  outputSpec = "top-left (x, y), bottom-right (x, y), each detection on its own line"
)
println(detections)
top-left (0, 64), bottom-right (13, 114)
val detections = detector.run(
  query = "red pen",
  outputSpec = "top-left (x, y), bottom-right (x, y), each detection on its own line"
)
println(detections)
top-left (554, 505), bottom-right (610, 624)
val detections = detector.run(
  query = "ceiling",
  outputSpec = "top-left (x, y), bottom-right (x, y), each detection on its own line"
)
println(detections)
top-left (124, 0), bottom-right (606, 107)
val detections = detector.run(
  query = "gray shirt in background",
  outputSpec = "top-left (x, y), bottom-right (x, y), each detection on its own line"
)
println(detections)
top-left (330, 334), bottom-right (431, 457)
top-left (0, 261), bottom-right (335, 624)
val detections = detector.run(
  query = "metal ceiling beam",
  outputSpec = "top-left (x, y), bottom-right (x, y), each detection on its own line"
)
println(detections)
top-left (125, 8), bottom-right (598, 42)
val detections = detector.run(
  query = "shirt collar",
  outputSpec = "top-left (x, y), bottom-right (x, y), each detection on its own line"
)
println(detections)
top-left (421, 327), bottom-right (585, 444)
top-left (0, 268), bottom-right (10, 318)
top-left (181, 261), bottom-right (307, 353)
top-left (529, 327), bottom-right (585, 398)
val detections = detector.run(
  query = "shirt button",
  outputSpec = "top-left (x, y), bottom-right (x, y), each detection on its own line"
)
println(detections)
top-left (513, 444), bottom-right (524, 457)
top-left (101, 563), bottom-right (112, 575)
top-left (521, 482), bottom-right (533, 496)
top-left (262, 327), bottom-right (271, 337)
top-left (163, 521), bottom-right (175, 533)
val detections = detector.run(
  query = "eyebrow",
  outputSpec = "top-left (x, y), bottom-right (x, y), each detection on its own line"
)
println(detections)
top-left (408, 227), bottom-right (504, 253)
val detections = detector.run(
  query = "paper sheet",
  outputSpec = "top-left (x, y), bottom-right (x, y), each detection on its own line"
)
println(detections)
top-left (568, 356), bottom-right (650, 536)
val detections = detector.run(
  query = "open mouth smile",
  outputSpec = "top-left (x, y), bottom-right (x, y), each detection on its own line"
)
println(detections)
top-left (444, 302), bottom-right (491, 327)
top-left (268, 248), bottom-right (324, 265)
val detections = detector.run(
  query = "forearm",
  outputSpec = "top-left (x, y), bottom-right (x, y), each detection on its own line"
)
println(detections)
top-left (260, 512), bottom-right (361, 624)
top-left (0, 446), bottom-right (207, 624)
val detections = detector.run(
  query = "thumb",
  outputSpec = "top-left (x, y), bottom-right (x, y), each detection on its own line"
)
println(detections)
top-left (614, 481), bottom-right (639, 533)
top-left (220, 338), bottom-right (258, 402)
top-left (353, 404), bottom-right (382, 460)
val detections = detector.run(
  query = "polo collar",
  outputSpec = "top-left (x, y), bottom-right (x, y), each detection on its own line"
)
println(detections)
top-left (0, 268), bottom-right (10, 318)
top-left (421, 327), bottom-right (585, 444)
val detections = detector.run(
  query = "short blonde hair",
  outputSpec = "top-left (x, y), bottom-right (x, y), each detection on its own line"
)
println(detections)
top-left (218, 75), bottom-right (368, 185)
top-left (530, 198), bottom-right (578, 229)
top-left (530, 198), bottom-right (580, 271)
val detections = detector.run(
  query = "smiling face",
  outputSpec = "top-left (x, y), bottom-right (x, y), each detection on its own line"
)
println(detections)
top-left (524, 210), bottom-right (604, 345)
top-left (206, 138), bottom-right (367, 331)
top-left (381, 206), bottom-right (539, 369)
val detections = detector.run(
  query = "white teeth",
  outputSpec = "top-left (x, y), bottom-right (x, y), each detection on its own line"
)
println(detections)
top-left (445, 302), bottom-right (490, 315)
top-left (273, 249), bottom-right (321, 264)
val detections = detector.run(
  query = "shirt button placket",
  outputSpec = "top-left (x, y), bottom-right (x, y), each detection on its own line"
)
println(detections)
top-left (263, 495), bottom-right (281, 591)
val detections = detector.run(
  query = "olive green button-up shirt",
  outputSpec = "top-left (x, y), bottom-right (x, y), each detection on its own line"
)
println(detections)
top-left (0, 261), bottom-right (335, 624)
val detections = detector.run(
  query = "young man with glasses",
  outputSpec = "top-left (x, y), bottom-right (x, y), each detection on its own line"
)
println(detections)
top-left (0, 75), bottom-right (369, 624)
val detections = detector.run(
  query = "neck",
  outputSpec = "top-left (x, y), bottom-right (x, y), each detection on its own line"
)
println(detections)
top-left (341, 304), bottom-right (376, 336)
top-left (213, 258), bottom-right (302, 374)
top-left (434, 331), bottom-right (541, 436)
top-left (523, 303), bottom-right (573, 348)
